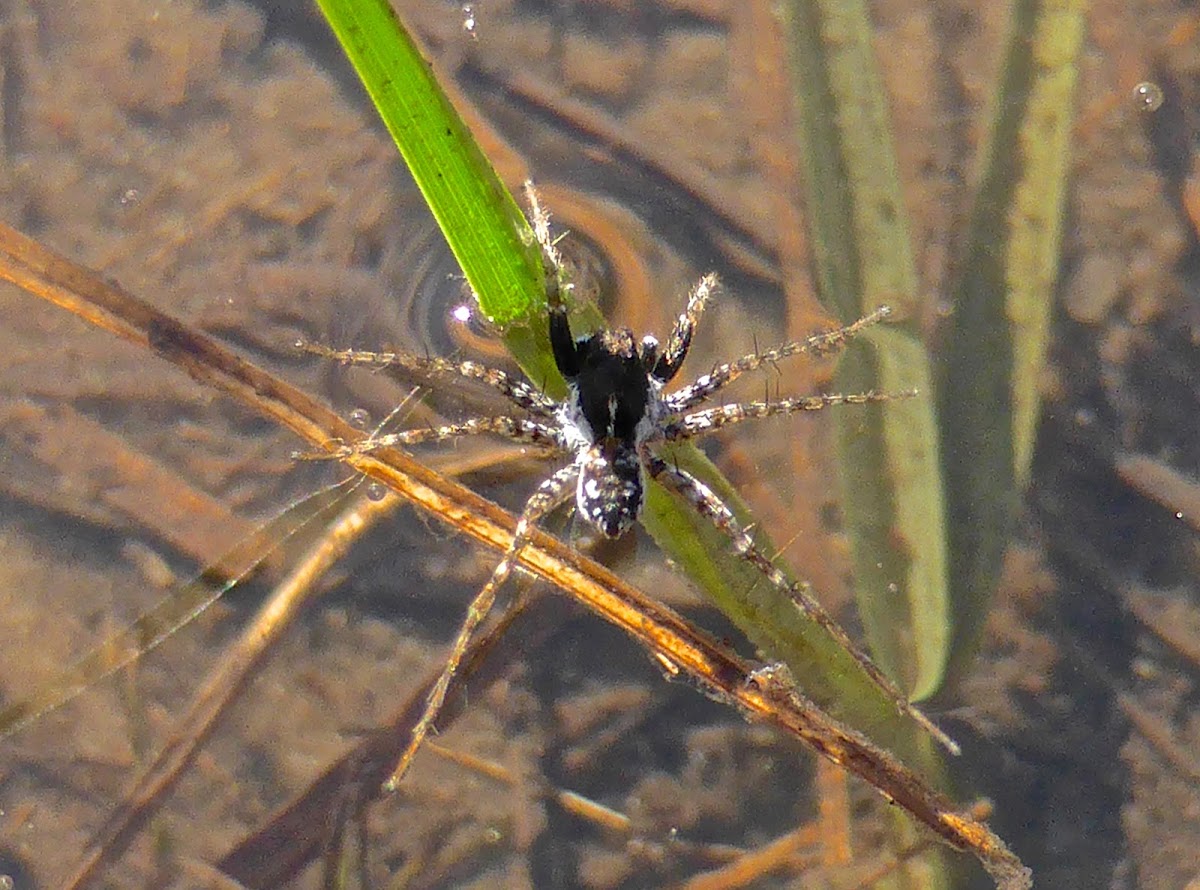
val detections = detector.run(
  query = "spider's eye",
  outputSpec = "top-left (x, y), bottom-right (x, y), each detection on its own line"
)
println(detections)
top-left (577, 443), bottom-right (644, 538)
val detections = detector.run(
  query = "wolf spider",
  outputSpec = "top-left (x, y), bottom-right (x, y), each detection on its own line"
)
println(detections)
top-left (299, 205), bottom-right (952, 789)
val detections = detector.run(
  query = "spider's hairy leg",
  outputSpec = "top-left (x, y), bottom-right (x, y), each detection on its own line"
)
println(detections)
top-left (520, 181), bottom-right (581, 381)
top-left (641, 451), bottom-right (959, 755)
top-left (665, 306), bottom-right (893, 414)
top-left (524, 179), bottom-right (571, 313)
top-left (383, 463), bottom-right (579, 792)
top-left (653, 272), bottom-right (719, 384)
top-left (524, 180), bottom-right (561, 275)
top-left (296, 342), bottom-right (557, 418)
top-left (294, 416), bottom-right (568, 461)
top-left (664, 390), bottom-right (914, 442)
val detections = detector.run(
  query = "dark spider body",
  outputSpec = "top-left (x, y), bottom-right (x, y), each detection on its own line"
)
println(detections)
top-left (551, 319), bottom-right (659, 538)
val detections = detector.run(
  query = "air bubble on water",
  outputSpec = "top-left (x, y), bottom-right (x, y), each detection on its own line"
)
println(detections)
top-left (1132, 81), bottom-right (1163, 112)
top-left (366, 481), bottom-right (388, 502)
top-left (348, 407), bottom-right (372, 430)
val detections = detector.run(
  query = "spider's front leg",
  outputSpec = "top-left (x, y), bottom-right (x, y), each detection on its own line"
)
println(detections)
top-left (640, 450), bottom-right (958, 755)
top-left (383, 462), bottom-right (579, 791)
top-left (651, 272), bottom-right (718, 384)
top-left (524, 179), bottom-right (583, 385)
top-left (547, 284), bottom-right (581, 380)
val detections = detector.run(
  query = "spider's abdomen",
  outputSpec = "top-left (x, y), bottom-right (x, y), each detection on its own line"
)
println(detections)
top-left (577, 440), bottom-right (644, 538)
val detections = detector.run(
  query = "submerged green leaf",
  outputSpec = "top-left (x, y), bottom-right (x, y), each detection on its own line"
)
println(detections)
top-left (783, 0), bottom-right (951, 702)
top-left (939, 0), bottom-right (1085, 680)
top-left (836, 330), bottom-right (949, 700)
top-left (313, 0), bottom-right (543, 330)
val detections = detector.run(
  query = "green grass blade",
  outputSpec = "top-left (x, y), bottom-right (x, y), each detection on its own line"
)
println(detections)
top-left (782, 0), bottom-right (951, 701)
top-left (314, 0), bottom-right (942, 753)
top-left (939, 0), bottom-right (1085, 680)
top-left (835, 330), bottom-right (950, 701)
top-left (312, 0), bottom-right (544, 324)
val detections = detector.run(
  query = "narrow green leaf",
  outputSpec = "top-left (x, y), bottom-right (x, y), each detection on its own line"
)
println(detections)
top-left (312, 0), bottom-right (544, 330)
top-left (314, 0), bottom-right (941, 755)
top-left (782, 0), bottom-right (951, 701)
top-left (642, 445), bottom-right (934, 759)
top-left (836, 331), bottom-right (949, 700)
top-left (939, 0), bottom-right (1085, 680)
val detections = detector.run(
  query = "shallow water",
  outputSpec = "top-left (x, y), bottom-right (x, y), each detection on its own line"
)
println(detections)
top-left (0, 1), bottom-right (1197, 887)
